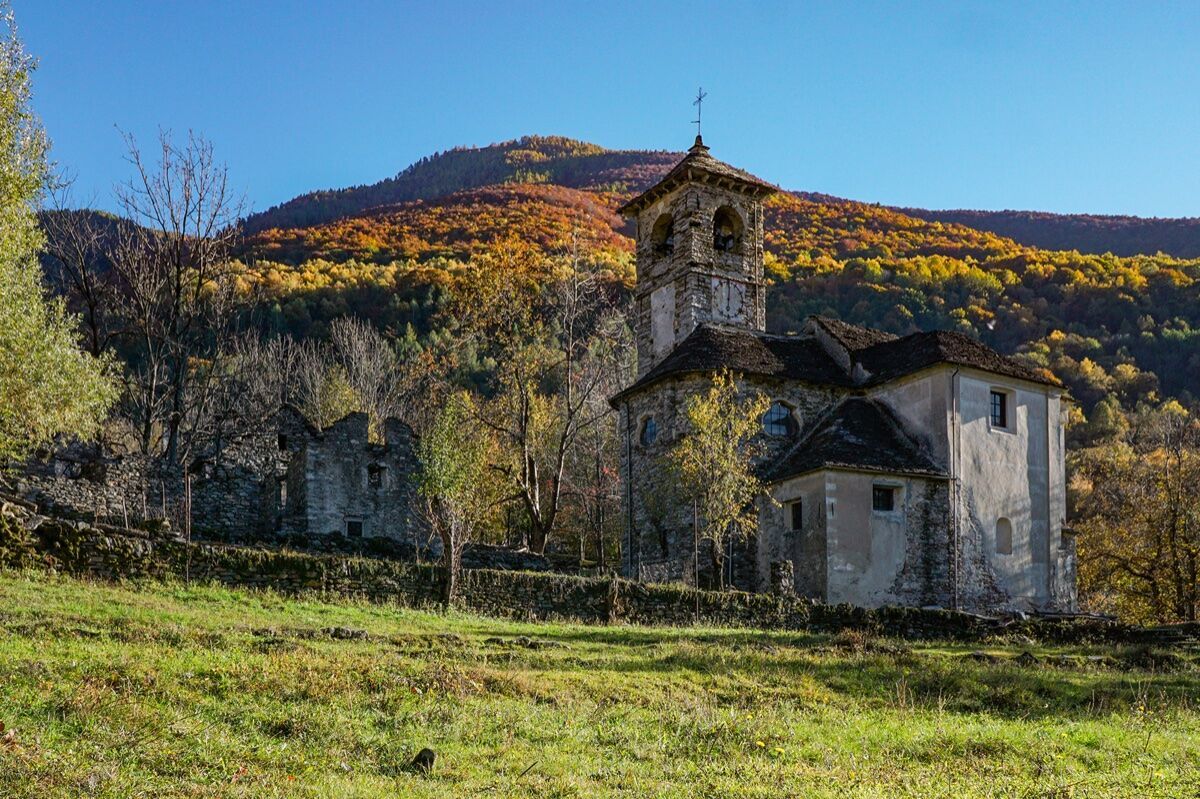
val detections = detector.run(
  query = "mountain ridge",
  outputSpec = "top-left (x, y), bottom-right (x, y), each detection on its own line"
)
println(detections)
top-left (243, 135), bottom-right (1200, 260)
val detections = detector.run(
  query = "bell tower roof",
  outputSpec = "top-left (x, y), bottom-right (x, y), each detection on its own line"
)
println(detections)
top-left (618, 138), bottom-right (777, 216)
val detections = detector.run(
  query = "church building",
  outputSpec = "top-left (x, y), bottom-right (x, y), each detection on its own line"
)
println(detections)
top-left (610, 136), bottom-right (1077, 614)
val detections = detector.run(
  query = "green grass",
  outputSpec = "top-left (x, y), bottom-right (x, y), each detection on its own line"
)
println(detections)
top-left (1, 571), bottom-right (1199, 797)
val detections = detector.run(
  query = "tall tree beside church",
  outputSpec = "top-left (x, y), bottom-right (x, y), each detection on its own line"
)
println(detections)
top-left (0, 6), bottom-right (114, 465)
top-left (459, 237), bottom-right (625, 555)
top-left (665, 370), bottom-right (770, 590)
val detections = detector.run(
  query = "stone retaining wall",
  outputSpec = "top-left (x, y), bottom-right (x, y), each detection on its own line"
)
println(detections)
top-left (1, 508), bottom-right (1193, 645)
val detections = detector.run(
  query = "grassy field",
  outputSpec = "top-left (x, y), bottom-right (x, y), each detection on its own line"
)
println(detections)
top-left (1, 571), bottom-right (1198, 798)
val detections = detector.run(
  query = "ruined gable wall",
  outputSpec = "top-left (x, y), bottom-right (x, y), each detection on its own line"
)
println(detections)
top-left (298, 413), bottom-right (425, 546)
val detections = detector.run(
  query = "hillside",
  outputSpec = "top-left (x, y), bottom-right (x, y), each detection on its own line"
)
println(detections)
top-left (902, 207), bottom-right (1200, 259)
top-left (243, 135), bottom-right (1200, 260)
top-left (245, 183), bottom-right (633, 266)
top-left (44, 136), bottom-right (1200, 416)
top-left (2, 571), bottom-right (1198, 798)
top-left (242, 136), bottom-right (679, 234)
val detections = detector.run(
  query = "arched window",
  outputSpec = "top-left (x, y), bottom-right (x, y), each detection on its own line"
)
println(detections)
top-left (762, 401), bottom-right (798, 437)
top-left (651, 213), bottom-right (675, 256)
top-left (640, 417), bottom-right (658, 446)
top-left (995, 517), bottom-right (1013, 555)
top-left (712, 206), bottom-right (743, 254)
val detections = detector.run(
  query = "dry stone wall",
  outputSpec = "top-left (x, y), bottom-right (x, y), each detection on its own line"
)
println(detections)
top-left (0, 504), bottom-right (1182, 645)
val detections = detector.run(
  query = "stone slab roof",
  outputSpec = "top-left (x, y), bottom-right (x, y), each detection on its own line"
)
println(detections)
top-left (765, 398), bottom-right (948, 482)
top-left (856, 330), bottom-right (1059, 387)
top-left (810, 316), bottom-right (899, 351)
top-left (618, 136), bottom-right (777, 216)
top-left (613, 316), bottom-right (1058, 406)
top-left (611, 325), bottom-right (855, 404)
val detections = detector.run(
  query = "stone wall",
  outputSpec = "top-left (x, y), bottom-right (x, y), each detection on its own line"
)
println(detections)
top-left (8, 406), bottom-right (427, 552)
top-left (288, 413), bottom-right (426, 547)
top-left (1, 503), bottom-right (1176, 645)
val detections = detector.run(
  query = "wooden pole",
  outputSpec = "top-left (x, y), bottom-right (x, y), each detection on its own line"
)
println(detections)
top-left (693, 498), bottom-right (700, 620)
top-left (184, 472), bottom-right (192, 586)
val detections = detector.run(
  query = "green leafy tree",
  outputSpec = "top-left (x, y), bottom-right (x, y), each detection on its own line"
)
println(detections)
top-left (0, 7), bottom-right (113, 465)
top-left (418, 391), bottom-right (498, 605)
top-left (665, 370), bottom-right (771, 590)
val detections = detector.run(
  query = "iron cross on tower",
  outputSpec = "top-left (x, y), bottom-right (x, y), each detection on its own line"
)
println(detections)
top-left (692, 87), bottom-right (707, 137)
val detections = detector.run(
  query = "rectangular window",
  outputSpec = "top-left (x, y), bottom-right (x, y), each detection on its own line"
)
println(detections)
top-left (872, 486), bottom-right (896, 513)
top-left (788, 500), bottom-right (803, 532)
top-left (346, 519), bottom-right (363, 538)
top-left (990, 390), bottom-right (1009, 429)
top-left (368, 464), bottom-right (384, 488)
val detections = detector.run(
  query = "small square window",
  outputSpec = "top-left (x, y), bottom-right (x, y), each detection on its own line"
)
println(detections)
top-left (346, 519), bottom-right (363, 538)
top-left (872, 486), bottom-right (896, 513)
top-left (368, 464), bottom-right (384, 488)
top-left (788, 500), bottom-right (803, 532)
top-left (990, 390), bottom-right (1009, 429)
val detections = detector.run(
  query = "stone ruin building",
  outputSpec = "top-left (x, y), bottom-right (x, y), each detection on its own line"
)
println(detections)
top-left (610, 135), bottom-right (1077, 614)
top-left (9, 406), bottom-right (429, 551)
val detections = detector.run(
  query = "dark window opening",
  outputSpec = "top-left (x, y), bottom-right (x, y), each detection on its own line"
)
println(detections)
top-left (990, 390), bottom-right (1008, 428)
top-left (368, 463), bottom-right (384, 488)
top-left (346, 519), bottom-right (363, 538)
top-left (713, 207), bottom-right (743, 253)
top-left (872, 486), bottom-right (897, 512)
top-left (277, 433), bottom-right (288, 451)
top-left (640, 417), bottom-right (658, 447)
top-left (651, 213), bottom-right (675, 257)
top-left (762, 401), bottom-right (798, 437)
top-left (789, 500), bottom-right (803, 532)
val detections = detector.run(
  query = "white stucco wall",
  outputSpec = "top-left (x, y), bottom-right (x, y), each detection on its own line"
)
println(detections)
top-left (823, 471), bottom-right (918, 607)
top-left (956, 370), bottom-right (1063, 609)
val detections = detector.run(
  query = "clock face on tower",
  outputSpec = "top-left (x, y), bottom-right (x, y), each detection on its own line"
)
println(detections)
top-left (711, 277), bottom-right (746, 323)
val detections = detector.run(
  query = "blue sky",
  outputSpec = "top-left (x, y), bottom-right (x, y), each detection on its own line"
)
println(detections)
top-left (20, 1), bottom-right (1200, 217)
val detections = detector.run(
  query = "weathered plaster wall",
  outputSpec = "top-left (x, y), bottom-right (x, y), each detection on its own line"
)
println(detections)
top-left (955, 370), bottom-right (1073, 612)
top-left (761, 472), bottom-right (827, 598)
top-left (869, 369), bottom-right (952, 465)
top-left (822, 471), bottom-right (947, 608)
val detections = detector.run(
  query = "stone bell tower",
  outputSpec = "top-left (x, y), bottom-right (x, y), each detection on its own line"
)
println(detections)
top-left (619, 136), bottom-right (776, 378)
